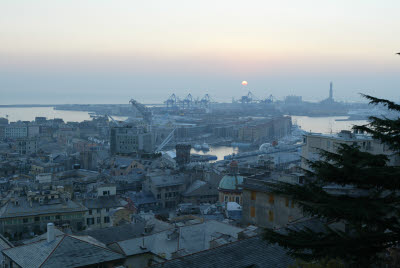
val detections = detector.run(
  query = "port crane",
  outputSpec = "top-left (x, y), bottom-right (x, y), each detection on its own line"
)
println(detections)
top-left (129, 99), bottom-right (152, 125)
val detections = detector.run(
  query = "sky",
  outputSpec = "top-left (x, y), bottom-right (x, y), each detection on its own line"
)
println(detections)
top-left (1, 0), bottom-right (400, 104)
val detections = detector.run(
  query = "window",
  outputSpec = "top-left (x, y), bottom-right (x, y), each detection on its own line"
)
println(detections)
top-left (291, 201), bottom-right (295, 208)
top-left (89, 210), bottom-right (92, 215)
top-left (285, 198), bottom-right (289, 207)
top-left (235, 196), bottom-right (240, 203)
top-left (157, 194), bottom-right (161, 199)
top-left (224, 196), bottom-right (228, 202)
top-left (23, 218), bottom-right (28, 223)
top-left (97, 209), bottom-right (101, 213)
top-left (251, 191), bottom-right (256, 201)
top-left (106, 208), bottom-right (110, 212)
top-left (268, 210), bottom-right (274, 222)
top-left (87, 218), bottom-right (94, 225)
top-left (97, 217), bottom-right (101, 224)
top-left (56, 215), bottom-right (61, 220)
top-left (250, 206), bottom-right (255, 218)
top-left (34, 216), bottom-right (40, 222)
top-left (268, 194), bottom-right (275, 204)
top-left (104, 216), bottom-right (110, 223)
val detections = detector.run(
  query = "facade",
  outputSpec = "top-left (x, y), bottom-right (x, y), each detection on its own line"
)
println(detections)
top-left (182, 180), bottom-right (218, 204)
top-left (4, 125), bottom-right (28, 139)
top-left (110, 125), bottom-right (153, 155)
top-left (218, 161), bottom-right (244, 205)
top-left (30, 160), bottom-right (65, 175)
top-left (238, 116), bottom-right (292, 143)
top-left (302, 130), bottom-right (400, 170)
top-left (83, 196), bottom-right (122, 230)
top-left (175, 144), bottom-right (191, 166)
top-left (27, 125), bottom-right (40, 137)
top-left (16, 137), bottom-right (37, 155)
top-left (143, 173), bottom-right (186, 209)
top-left (0, 196), bottom-right (87, 238)
top-left (111, 157), bottom-right (143, 176)
top-left (241, 174), bottom-right (303, 228)
top-left (36, 173), bottom-right (52, 184)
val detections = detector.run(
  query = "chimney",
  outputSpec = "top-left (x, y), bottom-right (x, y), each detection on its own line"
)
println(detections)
top-left (47, 223), bottom-right (55, 242)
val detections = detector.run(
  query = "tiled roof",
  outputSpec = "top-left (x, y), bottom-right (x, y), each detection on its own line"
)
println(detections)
top-left (0, 197), bottom-right (87, 219)
top-left (77, 222), bottom-right (146, 245)
top-left (82, 196), bottom-right (122, 209)
top-left (3, 234), bottom-right (124, 268)
top-left (151, 236), bottom-right (294, 268)
top-left (114, 220), bottom-right (243, 260)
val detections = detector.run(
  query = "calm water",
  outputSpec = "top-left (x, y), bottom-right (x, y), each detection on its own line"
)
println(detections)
top-left (0, 107), bottom-right (127, 122)
top-left (291, 116), bottom-right (368, 134)
top-left (191, 146), bottom-right (239, 161)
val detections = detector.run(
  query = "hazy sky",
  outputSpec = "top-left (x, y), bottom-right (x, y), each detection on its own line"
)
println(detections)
top-left (1, 0), bottom-right (400, 104)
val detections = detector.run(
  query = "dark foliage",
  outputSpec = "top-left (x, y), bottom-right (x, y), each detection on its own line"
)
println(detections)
top-left (264, 95), bottom-right (400, 267)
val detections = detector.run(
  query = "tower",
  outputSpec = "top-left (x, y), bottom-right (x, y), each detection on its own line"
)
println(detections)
top-left (175, 144), bottom-right (191, 166)
top-left (329, 82), bottom-right (333, 101)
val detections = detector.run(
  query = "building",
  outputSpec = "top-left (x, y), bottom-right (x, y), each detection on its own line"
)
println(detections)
top-left (30, 160), bottom-right (65, 175)
top-left (175, 144), bottom-right (191, 166)
top-left (110, 156), bottom-right (143, 176)
top-left (182, 180), bottom-right (218, 204)
top-left (241, 173), bottom-right (304, 228)
top-left (143, 173), bottom-right (186, 209)
top-left (302, 130), bottom-right (400, 170)
top-left (125, 191), bottom-right (159, 213)
top-left (108, 220), bottom-right (243, 265)
top-left (218, 161), bottom-right (244, 205)
top-left (34, 117), bottom-right (47, 124)
top-left (151, 235), bottom-right (293, 268)
top-left (238, 116), bottom-right (292, 144)
top-left (0, 117), bottom-right (9, 125)
top-left (4, 124), bottom-right (28, 139)
top-left (2, 223), bottom-right (125, 268)
top-left (36, 173), bottom-right (52, 184)
top-left (110, 125), bottom-right (153, 155)
top-left (16, 137), bottom-right (37, 155)
top-left (0, 194), bottom-right (87, 238)
top-left (82, 186), bottom-right (123, 230)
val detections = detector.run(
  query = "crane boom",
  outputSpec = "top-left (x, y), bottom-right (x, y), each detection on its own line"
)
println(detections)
top-left (129, 99), bottom-right (152, 125)
top-left (155, 127), bottom-right (176, 152)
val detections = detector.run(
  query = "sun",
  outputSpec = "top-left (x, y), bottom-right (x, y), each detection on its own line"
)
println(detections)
top-left (241, 81), bottom-right (248, 86)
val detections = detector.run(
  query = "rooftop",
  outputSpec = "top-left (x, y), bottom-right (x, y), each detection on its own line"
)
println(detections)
top-left (151, 235), bottom-right (293, 268)
top-left (0, 197), bottom-right (87, 219)
top-left (3, 234), bottom-right (124, 268)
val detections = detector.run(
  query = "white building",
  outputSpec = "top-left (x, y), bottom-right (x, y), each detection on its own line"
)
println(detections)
top-left (97, 184), bottom-right (117, 197)
top-left (36, 173), bottom-right (52, 184)
top-left (302, 130), bottom-right (400, 170)
top-left (4, 125), bottom-right (28, 138)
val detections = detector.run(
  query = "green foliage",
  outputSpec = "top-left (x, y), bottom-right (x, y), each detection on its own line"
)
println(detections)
top-left (264, 96), bottom-right (400, 267)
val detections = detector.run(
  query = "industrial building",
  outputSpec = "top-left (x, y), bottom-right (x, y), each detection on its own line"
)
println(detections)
top-left (110, 125), bottom-right (154, 156)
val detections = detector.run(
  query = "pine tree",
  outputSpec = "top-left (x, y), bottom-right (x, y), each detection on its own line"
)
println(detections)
top-left (264, 95), bottom-right (400, 267)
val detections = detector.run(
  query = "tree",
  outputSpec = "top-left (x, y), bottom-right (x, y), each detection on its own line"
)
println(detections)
top-left (264, 95), bottom-right (400, 267)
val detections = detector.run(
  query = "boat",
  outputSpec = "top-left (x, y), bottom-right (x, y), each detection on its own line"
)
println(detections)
top-left (194, 144), bottom-right (202, 150)
top-left (201, 142), bottom-right (210, 150)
